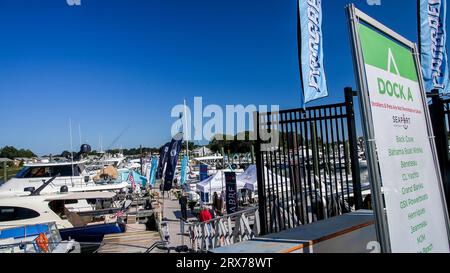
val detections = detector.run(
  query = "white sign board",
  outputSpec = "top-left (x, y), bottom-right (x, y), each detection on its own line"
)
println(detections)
top-left (349, 6), bottom-right (450, 253)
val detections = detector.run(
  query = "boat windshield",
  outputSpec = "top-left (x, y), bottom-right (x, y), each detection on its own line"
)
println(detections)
top-left (15, 167), bottom-right (30, 178)
top-left (14, 165), bottom-right (80, 178)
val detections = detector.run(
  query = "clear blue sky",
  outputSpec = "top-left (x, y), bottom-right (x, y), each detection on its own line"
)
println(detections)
top-left (0, 0), bottom-right (439, 155)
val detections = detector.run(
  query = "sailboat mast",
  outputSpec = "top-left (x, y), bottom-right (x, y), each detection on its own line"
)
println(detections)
top-left (78, 123), bottom-right (82, 147)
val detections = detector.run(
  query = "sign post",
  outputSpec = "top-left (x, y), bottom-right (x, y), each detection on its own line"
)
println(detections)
top-left (347, 4), bottom-right (450, 253)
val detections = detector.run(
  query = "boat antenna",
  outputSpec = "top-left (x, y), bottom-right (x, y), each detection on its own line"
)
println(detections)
top-left (69, 118), bottom-right (74, 186)
top-left (78, 123), bottom-right (82, 147)
top-left (106, 124), bottom-right (131, 151)
top-left (99, 134), bottom-right (103, 153)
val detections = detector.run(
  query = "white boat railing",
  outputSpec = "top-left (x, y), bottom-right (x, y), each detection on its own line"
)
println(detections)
top-left (187, 207), bottom-right (260, 253)
top-left (0, 222), bottom-right (63, 253)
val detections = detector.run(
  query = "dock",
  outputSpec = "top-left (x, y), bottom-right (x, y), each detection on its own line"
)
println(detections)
top-left (97, 188), bottom-right (197, 253)
top-left (158, 189), bottom-right (197, 250)
top-left (97, 223), bottom-right (164, 253)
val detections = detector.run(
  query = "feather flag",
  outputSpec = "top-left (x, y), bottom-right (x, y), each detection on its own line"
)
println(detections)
top-left (156, 142), bottom-right (170, 179)
top-left (298, 0), bottom-right (328, 106)
top-left (180, 155), bottom-right (189, 185)
top-left (419, 0), bottom-right (450, 94)
top-left (149, 156), bottom-right (158, 186)
top-left (128, 171), bottom-right (136, 190)
top-left (163, 133), bottom-right (184, 191)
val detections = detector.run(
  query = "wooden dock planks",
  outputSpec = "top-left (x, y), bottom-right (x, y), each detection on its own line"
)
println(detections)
top-left (97, 224), bottom-right (163, 253)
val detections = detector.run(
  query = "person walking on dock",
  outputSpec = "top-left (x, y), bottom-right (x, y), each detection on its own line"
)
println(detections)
top-left (179, 193), bottom-right (188, 222)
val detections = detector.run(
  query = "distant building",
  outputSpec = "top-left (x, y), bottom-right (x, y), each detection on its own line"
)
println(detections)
top-left (193, 147), bottom-right (212, 157)
top-left (0, 158), bottom-right (13, 165)
top-left (13, 157), bottom-right (36, 167)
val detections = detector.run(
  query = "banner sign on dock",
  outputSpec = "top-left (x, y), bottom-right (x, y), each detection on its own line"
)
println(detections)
top-left (164, 134), bottom-right (183, 190)
top-left (419, 0), bottom-right (450, 94)
top-left (200, 192), bottom-right (209, 204)
top-left (149, 156), bottom-right (158, 186)
top-left (157, 142), bottom-right (170, 180)
top-left (180, 155), bottom-right (189, 185)
top-left (225, 172), bottom-right (238, 214)
top-left (347, 5), bottom-right (450, 253)
top-left (199, 164), bottom-right (208, 182)
top-left (298, 0), bottom-right (328, 106)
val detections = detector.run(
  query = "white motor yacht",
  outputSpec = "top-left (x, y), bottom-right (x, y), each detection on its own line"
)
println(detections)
top-left (0, 190), bottom-right (127, 253)
top-left (0, 160), bottom-right (128, 197)
top-left (0, 191), bottom-right (121, 230)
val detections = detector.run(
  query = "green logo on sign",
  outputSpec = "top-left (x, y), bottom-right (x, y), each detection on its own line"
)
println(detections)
top-left (358, 24), bottom-right (419, 83)
top-left (375, 48), bottom-right (414, 101)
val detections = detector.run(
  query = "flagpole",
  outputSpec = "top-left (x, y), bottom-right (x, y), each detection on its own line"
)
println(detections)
top-left (184, 99), bottom-right (189, 157)
top-left (183, 99), bottom-right (189, 191)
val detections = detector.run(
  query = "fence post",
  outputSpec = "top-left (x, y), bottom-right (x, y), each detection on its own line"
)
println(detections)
top-left (311, 121), bottom-right (320, 178)
top-left (428, 91), bottom-right (450, 213)
top-left (2, 161), bottom-right (7, 184)
top-left (254, 111), bottom-right (267, 235)
top-left (251, 145), bottom-right (255, 165)
top-left (345, 87), bottom-right (363, 210)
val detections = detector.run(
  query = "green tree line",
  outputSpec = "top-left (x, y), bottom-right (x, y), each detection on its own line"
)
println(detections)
top-left (0, 146), bottom-right (36, 159)
top-left (208, 131), bottom-right (255, 154)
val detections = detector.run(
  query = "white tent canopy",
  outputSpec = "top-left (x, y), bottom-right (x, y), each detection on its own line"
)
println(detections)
top-left (237, 165), bottom-right (291, 192)
top-left (196, 170), bottom-right (246, 194)
top-left (236, 165), bottom-right (258, 192)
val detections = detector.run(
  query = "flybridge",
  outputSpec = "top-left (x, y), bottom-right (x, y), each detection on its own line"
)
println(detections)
top-left (377, 78), bottom-right (414, 102)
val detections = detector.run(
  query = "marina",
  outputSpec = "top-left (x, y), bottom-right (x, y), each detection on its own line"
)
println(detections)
top-left (0, 142), bottom-right (371, 253)
top-left (1, 0), bottom-right (450, 262)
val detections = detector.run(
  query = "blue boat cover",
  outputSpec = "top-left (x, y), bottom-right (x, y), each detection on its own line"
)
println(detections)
top-left (0, 224), bottom-right (49, 239)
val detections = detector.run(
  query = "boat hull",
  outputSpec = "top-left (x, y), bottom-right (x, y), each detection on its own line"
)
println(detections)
top-left (59, 222), bottom-right (125, 253)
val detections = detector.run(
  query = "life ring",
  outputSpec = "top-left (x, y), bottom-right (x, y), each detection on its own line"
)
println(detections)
top-left (35, 233), bottom-right (49, 253)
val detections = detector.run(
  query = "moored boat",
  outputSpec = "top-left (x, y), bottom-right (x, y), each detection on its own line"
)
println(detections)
top-left (0, 222), bottom-right (80, 253)
top-left (0, 190), bottom-right (128, 252)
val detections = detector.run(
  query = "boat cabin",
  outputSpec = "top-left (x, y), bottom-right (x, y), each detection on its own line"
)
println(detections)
top-left (0, 161), bottom-right (92, 195)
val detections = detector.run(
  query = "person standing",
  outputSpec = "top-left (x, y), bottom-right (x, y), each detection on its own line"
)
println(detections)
top-left (174, 177), bottom-right (178, 189)
top-left (212, 192), bottom-right (219, 213)
top-left (212, 192), bottom-right (223, 216)
top-left (198, 206), bottom-right (212, 223)
top-left (179, 194), bottom-right (188, 221)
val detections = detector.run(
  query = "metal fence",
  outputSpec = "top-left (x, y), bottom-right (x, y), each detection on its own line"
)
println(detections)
top-left (188, 208), bottom-right (260, 253)
top-left (429, 94), bottom-right (450, 214)
top-left (254, 88), bottom-right (363, 235)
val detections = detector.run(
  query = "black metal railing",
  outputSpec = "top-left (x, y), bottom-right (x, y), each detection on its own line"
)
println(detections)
top-left (429, 94), bottom-right (450, 214)
top-left (255, 88), bottom-right (363, 235)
